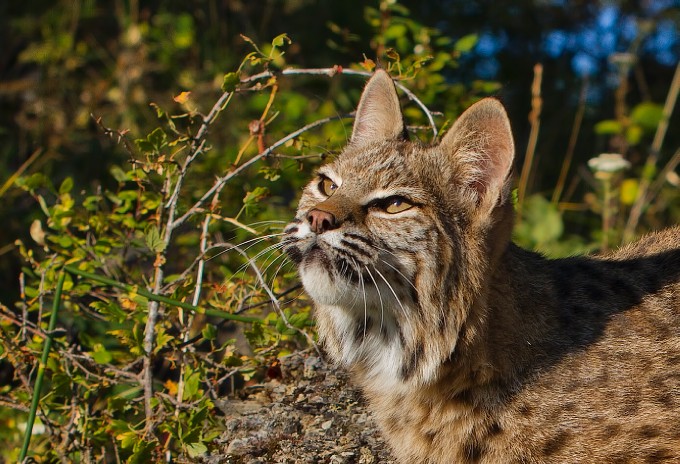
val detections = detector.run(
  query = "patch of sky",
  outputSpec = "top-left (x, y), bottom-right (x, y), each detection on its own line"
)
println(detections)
top-left (642, 0), bottom-right (680, 16)
top-left (572, 51), bottom-right (599, 76)
top-left (596, 4), bottom-right (620, 31)
top-left (620, 16), bottom-right (639, 42)
top-left (474, 57), bottom-right (501, 79)
top-left (543, 30), bottom-right (569, 58)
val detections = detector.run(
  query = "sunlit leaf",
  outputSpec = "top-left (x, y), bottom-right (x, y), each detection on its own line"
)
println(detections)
top-left (272, 33), bottom-right (291, 48)
top-left (594, 119), bottom-right (622, 135)
top-left (58, 177), bottom-right (73, 194)
top-left (185, 442), bottom-right (208, 458)
top-left (173, 91), bottom-right (191, 104)
top-left (454, 34), bottom-right (478, 53)
top-left (631, 102), bottom-right (663, 131)
top-left (221, 72), bottom-right (241, 93)
top-left (620, 178), bottom-right (639, 206)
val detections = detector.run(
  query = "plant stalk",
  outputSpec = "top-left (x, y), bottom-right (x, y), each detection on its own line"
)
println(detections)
top-left (19, 271), bottom-right (66, 462)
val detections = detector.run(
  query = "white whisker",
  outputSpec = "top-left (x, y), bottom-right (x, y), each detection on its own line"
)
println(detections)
top-left (364, 265), bottom-right (385, 336)
top-left (373, 266), bottom-right (408, 317)
top-left (380, 258), bottom-right (418, 292)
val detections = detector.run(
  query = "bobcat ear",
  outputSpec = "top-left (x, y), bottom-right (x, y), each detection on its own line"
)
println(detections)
top-left (439, 98), bottom-right (515, 209)
top-left (351, 69), bottom-right (407, 145)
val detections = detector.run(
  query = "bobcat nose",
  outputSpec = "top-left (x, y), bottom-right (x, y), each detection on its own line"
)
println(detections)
top-left (307, 209), bottom-right (338, 234)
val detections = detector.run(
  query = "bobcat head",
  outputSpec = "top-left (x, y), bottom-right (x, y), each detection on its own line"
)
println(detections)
top-left (283, 70), bottom-right (515, 390)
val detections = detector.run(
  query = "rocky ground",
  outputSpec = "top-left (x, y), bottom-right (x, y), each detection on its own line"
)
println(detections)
top-left (199, 352), bottom-right (395, 464)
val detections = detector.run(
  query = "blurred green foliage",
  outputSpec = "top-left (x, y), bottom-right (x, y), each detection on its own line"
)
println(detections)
top-left (0, 0), bottom-right (678, 462)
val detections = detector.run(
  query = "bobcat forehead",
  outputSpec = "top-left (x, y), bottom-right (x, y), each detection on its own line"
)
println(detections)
top-left (282, 69), bottom-right (680, 463)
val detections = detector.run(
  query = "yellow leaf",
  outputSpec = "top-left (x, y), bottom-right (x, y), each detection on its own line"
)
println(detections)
top-left (620, 178), bottom-right (639, 206)
top-left (361, 58), bottom-right (376, 71)
top-left (173, 91), bottom-right (191, 104)
top-left (164, 379), bottom-right (178, 396)
top-left (121, 298), bottom-right (137, 310)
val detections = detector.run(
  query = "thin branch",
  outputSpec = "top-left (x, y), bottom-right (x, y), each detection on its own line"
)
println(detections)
top-left (552, 77), bottom-right (588, 204)
top-left (171, 114), bottom-right (350, 229)
top-left (242, 67), bottom-right (438, 138)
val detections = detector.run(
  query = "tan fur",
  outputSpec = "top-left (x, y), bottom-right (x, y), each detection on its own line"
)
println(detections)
top-left (282, 70), bottom-right (680, 463)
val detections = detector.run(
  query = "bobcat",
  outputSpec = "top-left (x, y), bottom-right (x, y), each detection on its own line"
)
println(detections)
top-left (282, 69), bottom-right (680, 463)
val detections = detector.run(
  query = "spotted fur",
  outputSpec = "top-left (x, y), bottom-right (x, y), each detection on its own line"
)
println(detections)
top-left (283, 70), bottom-right (680, 463)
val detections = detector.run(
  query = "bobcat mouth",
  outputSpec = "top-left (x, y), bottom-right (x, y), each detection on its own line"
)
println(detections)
top-left (283, 228), bottom-right (371, 285)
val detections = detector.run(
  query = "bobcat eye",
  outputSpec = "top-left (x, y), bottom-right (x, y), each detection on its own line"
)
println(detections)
top-left (319, 177), bottom-right (338, 197)
top-left (384, 196), bottom-right (413, 214)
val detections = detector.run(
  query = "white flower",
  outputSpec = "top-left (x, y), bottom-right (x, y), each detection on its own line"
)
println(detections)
top-left (588, 153), bottom-right (631, 173)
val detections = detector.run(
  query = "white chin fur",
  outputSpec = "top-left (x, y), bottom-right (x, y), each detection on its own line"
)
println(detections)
top-left (299, 262), bottom-right (348, 306)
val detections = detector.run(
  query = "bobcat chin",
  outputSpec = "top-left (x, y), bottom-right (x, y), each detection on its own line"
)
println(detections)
top-left (283, 70), bottom-right (680, 463)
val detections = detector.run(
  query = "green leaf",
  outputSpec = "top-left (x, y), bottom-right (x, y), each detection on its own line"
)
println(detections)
top-left (625, 124), bottom-right (643, 145)
top-left (454, 34), bottom-right (478, 53)
top-left (514, 194), bottom-right (564, 246)
top-left (147, 127), bottom-right (167, 150)
top-left (631, 102), bottom-right (663, 131)
top-left (183, 368), bottom-right (201, 400)
top-left (259, 166), bottom-right (281, 182)
top-left (153, 327), bottom-right (173, 354)
top-left (221, 72), bottom-right (241, 93)
top-left (110, 165), bottom-right (129, 183)
top-left (59, 177), bottom-right (73, 194)
top-left (16, 173), bottom-right (49, 192)
top-left (92, 343), bottom-right (113, 364)
top-left (129, 439), bottom-right (156, 464)
top-left (135, 128), bottom-right (167, 154)
top-left (117, 431), bottom-right (138, 449)
top-left (594, 119), bottom-right (622, 135)
top-left (242, 187), bottom-right (269, 211)
top-left (202, 324), bottom-right (217, 341)
top-left (271, 33), bottom-right (291, 48)
top-left (173, 13), bottom-right (195, 49)
top-left (185, 442), bottom-right (208, 458)
top-left (145, 225), bottom-right (165, 253)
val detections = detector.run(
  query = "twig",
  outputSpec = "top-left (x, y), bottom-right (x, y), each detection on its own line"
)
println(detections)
top-left (0, 396), bottom-right (30, 412)
top-left (0, 148), bottom-right (42, 198)
top-left (552, 77), bottom-right (588, 204)
top-left (172, 190), bottom-right (217, 437)
top-left (518, 63), bottom-right (543, 208)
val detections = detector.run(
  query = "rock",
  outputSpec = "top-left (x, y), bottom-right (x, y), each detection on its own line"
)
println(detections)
top-left (197, 352), bottom-right (394, 463)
